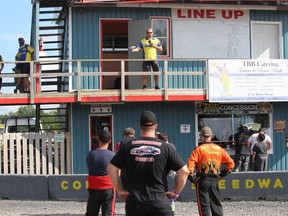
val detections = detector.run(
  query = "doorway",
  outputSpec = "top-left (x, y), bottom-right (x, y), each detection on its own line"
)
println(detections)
top-left (100, 19), bottom-right (130, 89)
top-left (90, 115), bottom-right (113, 150)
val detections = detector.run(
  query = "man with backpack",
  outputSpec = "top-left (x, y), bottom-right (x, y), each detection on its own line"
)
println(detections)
top-left (233, 125), bottom-right (251, 172)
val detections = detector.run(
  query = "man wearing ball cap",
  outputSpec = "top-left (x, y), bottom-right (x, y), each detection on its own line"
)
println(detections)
top-left (86, 129), bottom-right (116, 216)
top-left (188, 126), bottom-right (235, 216)
top-left (108, 111), bottom-right (189, 216)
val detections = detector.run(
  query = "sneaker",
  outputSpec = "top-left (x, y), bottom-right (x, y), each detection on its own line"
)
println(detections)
top-left (155, 84), bottom-right (160, 89)
top-left (143, 85), bottom-right (147, 90)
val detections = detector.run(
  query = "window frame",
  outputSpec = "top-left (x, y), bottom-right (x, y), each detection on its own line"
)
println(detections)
top-left (151, 17), bottom-right (171, 58)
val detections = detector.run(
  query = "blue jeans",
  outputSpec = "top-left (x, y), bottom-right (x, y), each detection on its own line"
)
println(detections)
top-left (234, 154), bottom-right (250, 172)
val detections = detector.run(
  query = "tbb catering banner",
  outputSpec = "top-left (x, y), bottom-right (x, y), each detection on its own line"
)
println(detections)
top-left (208, 59), bottom-right (288, 102)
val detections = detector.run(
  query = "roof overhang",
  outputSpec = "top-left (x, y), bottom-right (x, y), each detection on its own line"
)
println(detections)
top-left (70, 0), bottom-right (287, 10)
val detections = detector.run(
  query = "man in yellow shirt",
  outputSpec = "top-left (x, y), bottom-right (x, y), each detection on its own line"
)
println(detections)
top-left (15, 37), bottom-right (34, 93)
top-left (130, 28), bottom-right (162, 90)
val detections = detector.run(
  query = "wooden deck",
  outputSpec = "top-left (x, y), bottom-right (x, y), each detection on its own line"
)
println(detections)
top-left (0, 89), bottom-right (206, 105)
top-left (0, 59), bottom-right (207, 105)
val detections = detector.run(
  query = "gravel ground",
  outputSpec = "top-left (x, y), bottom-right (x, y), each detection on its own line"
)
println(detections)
top-left (0, 200), bottom-right (287, 216)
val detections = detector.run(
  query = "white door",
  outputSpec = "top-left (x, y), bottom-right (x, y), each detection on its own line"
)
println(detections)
top-left (128, 20), bottom-right (151, 89)
top-left (251, 22), bottom-right (282, 59)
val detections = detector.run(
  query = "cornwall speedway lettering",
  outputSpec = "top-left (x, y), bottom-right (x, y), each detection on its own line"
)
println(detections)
top-left (61, 180), bottom-right (89, 190)
top-left (59, 177), bottom-right (284, 191)
top-left (190, 178), bottom-right (284, 190)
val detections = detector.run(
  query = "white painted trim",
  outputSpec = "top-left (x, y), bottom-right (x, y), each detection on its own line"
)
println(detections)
top-left (69, 7), bottom-right (73, 92)
top-left (251, 21), bottom-right (283, 59)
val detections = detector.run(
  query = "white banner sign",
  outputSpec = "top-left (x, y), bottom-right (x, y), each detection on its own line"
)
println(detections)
top-left (208, 59), bottom-right (288, 102)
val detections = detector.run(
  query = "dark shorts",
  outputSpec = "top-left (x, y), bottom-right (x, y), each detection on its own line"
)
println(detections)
top-left (19, 63), bottom-right (30, 74)
top-left (142, 61), bottom-right (159, 72)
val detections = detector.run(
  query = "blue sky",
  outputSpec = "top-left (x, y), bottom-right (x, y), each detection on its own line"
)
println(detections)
top-left (0, 0), bottom-right (32, 114)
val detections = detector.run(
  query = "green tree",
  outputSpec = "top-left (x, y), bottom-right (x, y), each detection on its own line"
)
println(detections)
top-left (0, 105), bottom-right (65, 133)
top-left (0, 114), bottom-right (9, 124)
top-left (11, 105), bottom-right (36, 117)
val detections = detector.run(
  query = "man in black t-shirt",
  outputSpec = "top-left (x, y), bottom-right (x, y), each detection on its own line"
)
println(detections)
top-left (108, 111), bottom-right (189, 216)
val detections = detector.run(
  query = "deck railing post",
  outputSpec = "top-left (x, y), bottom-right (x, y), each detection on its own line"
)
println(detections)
top-left (30, 61), bottom-right (34, 104)
top-left (121, 60), bottom-right (125, 101)
top-left (164, 60), bottom-right (168, 101)
top-left (77, 60), bottom-right (81, 102)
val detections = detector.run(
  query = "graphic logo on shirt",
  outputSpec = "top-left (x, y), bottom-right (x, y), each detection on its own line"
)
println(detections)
top-left (130, 146), bottom-right (161, 156)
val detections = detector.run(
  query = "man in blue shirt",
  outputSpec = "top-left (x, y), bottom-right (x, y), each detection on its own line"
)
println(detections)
top-left (15, 37), bottom-right (34, 93)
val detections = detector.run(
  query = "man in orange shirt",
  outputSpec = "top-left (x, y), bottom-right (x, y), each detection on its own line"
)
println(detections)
top-left (187, 126), bottom-right (234, 216)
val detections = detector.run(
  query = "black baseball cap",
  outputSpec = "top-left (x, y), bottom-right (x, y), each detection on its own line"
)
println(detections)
top-left (140, 111), bottom-right (157, 127)
top-left (99, 130), bottom-right (111, 142)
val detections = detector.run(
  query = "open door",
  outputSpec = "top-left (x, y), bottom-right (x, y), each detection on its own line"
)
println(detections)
top-left (128, 20), bottom-right (152, 89)
top-left (90, 115), bottom-right (113, 150)
top-left (128, 18), bottom-right (170, 89)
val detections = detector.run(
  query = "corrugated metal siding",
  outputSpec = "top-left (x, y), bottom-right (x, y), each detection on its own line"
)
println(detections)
top-left (271, 103), bottom-right (288, 171)
top-left (72, 101), bottom-right (196, 173)
top-left (166, 60), bottom-right (206, 89)
top-left (250, 10), bottom-right (288, 59)
top-left (72, 103), bottom-right (91, 174)
top-left (112, 102), bottom-right (196, 160)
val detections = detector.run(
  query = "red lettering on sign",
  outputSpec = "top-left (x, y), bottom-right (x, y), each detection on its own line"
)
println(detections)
top-left (177, 9), bottom-right (244, 19)
top-left (194, 10), bottom-right (205, 18)
top-left (222, 10), bottom-right (244, 19)
top-left (188, 9), bottom-right (192, 18)
top-left (177, 9), bottom-right (186, 18)
top-left (206, 10), bottom-right (216, 19)
top-left (234, 10), bottom-right (244, 19)
top-left (177, 9), bottom-right (216, 19)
